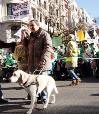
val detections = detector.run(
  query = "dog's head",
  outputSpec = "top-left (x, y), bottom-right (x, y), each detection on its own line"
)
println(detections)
top-left (10, 70), bottom-right (29, 85)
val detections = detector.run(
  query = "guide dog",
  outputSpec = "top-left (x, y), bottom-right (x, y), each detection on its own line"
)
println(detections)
top-left (10, 70), bottom-right (58, 114)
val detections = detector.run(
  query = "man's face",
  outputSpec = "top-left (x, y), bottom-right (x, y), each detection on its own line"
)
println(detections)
top-left (29, 21), bottom-right (39, 32)
top-left (83, 42), bottom-right (88, 48)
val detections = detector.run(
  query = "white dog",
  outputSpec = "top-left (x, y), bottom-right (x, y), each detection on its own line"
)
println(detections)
top-left (10, 70), bottom-right (58, 114)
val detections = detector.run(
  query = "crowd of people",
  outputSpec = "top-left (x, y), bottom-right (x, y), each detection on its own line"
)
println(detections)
top-left (0, 19), bottom-right (99, 105)
top-left (51, 38), bottom-right (99, 82)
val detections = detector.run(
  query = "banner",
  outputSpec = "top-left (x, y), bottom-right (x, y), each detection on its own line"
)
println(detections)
top-left (12, 1), bottom-right (29, 19)
top-left (52, 36), bottom-right (62, 47)
top-left (77, 30), bottom-right (85, 41)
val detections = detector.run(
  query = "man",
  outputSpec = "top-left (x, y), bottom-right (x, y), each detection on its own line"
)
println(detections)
top-left (64, 34), bottom-right (81, 85)
top-left (79, 40), bottom-right (93, 78)
top-left (28, 19), bottom-right (52, 74)
top-left (26, 19), bottom-right (53, 101)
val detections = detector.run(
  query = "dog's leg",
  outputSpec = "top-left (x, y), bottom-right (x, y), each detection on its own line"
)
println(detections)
top-left (43, 86), bottom-right (53, 109)
top-left (26, 85), bottom-right (37, 114)
top-left (24, 87), bottom-right (30, 97)
top-left (50, 94), bottom-right (55, 104)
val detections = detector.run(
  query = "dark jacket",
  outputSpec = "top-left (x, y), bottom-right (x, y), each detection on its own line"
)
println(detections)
top-left (28, 28), bottom-right (53, 73)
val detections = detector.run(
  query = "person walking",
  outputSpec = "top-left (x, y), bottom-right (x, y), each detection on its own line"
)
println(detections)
top-left (64, 34), bottom-right (81, 86)
top-left (27, 19), bottom-right (53, 74)
top-left (13, 29), bottom-right (29, 71)
top-left (26, 19), bottom-right (53, 101)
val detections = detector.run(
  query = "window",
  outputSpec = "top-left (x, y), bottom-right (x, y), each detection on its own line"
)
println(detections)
top-left (39, 0), bottom-right (41, 6)
top-left (11, 25), bottom-right (20, 38)
top-left (56, 9), bottom-right (59, 17)
top-left (49, 6), bottom-right (53, 15)
top-left (7, 3), bottom-right (13, 15)
top-left (32, 8), bottom-right (36, 19)
top-left (86, 17), bottom-right (88, 22)
top-left (50, 21), bottom-right (53, 27)
top-left (56, 0), bottom-right (58, 4)
top-left (45, 17), bottom-right (47, 25)
top-left (37, 11), bottom-right (39, 20)
top-left (65, 19), bottom-right (67, 26)
top-left (62, 5), bottom-right (63, 10)
top-left (57, 23), bottom-right (59, 29)
top-left (44, 1), bottom-right (46, 9)
top-left (40, 13), bottom-right (42, 22)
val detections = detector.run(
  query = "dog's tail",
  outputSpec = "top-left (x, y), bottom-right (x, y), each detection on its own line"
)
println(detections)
top-left (54, 84), bottom-right (58, 94)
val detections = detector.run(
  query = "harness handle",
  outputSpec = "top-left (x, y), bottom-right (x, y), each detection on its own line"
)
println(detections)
top-left (33, 69), bottom-right (44, 75)
top-left (33, 69), bottom-right (51, 75)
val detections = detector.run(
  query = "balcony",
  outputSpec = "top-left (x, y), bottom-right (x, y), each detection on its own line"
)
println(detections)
top-left (1, 15), bottom-right (23, 22)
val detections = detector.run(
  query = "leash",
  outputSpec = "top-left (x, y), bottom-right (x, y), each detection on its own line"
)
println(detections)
top-left (33, 69), bottom-right (43, 75)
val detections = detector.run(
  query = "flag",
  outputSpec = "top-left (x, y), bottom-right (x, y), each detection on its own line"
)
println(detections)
top-left (77, 30), bottom-right (85, 41)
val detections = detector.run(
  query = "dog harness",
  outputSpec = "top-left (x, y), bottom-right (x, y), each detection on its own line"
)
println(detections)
top-left (23, 75), bottom-right (38, 88)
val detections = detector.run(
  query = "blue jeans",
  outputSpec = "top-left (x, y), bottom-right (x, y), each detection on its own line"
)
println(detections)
top-left (0, 85), bottom-right (3, 98)
top-left (40, 70), bottom-right (51, 100)
top-left (67, 67), bottom-right (79, 80)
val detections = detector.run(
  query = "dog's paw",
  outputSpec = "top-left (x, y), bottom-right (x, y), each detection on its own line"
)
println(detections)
top-left (26, 110), bottom-right (32, 114)
top-left (43, 108), bottom-right (47, 111)
top-left (50, 94), bottom-right (55, 104)
top-left (50, 100), bottom-right (55, 104)
top-left (43, 105), bottom-right (47, 109)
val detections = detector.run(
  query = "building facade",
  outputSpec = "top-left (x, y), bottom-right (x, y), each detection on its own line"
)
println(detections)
top-left (0, 0), bottom-right (68, 42)
top-left (0, 0), bottom-right (96, 43)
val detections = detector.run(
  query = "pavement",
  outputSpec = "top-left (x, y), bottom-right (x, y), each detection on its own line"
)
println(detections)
top-left (0, 77), bottom-right (99, 114)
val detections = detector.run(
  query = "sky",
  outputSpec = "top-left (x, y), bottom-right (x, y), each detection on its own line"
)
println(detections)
top-left (76, 0), bottom-right (99, 18)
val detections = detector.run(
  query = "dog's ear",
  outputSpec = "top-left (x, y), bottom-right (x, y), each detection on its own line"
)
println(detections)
top-left (18, 72), bottom-right (28, 85)
top-left (18, 73), bottom-right (23, 85)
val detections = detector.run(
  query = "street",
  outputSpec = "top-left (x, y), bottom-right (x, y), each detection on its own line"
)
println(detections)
top-left (0, 77), bottom-right (99, 114)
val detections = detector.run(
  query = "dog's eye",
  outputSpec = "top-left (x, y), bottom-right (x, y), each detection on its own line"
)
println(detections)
top-left (13, 73), bottom-right (16, 76)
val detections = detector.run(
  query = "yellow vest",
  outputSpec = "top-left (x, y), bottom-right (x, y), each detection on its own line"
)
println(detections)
top-left (64, 41), bottom-right (78, 62)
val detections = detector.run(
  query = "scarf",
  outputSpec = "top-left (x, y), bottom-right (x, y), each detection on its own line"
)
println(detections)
top-left (30, 27), bottom-right (42, 39)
